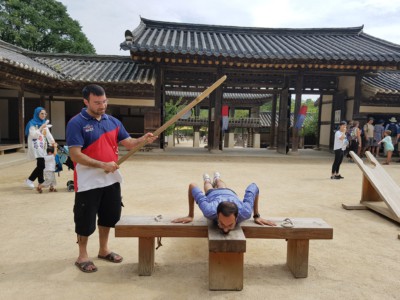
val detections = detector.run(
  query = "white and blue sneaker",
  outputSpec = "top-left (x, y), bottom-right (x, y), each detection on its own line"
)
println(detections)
top-left (203, 173), bottom-right (211, 183)
top-left (213, 172), bottom-right (221, 186)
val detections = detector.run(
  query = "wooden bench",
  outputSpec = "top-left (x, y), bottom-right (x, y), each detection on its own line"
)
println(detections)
top-left (0, 144), bottom-right (23, 155)
top-left (240, 217), bottom-right (333, 278)
top-left (115, 216), bottom-right (333, 289)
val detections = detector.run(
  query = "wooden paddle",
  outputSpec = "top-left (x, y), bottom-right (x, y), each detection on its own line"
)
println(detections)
top-left (117, 75), bottom-right (227, 165)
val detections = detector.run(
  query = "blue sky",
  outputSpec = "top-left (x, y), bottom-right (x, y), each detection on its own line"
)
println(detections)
top-left (58, 0), bottom-right (400, 55)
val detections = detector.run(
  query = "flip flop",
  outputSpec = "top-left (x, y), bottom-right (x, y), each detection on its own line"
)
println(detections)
top-left (98, 252), bottom-right (123, 263)
top-left (281, 218), bottom-right (294, 228)
top-left (75, 260), bottom-right (97, 273)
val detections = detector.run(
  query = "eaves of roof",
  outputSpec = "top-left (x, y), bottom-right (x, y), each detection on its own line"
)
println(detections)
top-left (121, 18), bottom-right (400, 65)
top-left (362, 71), bottom-right (400, 95)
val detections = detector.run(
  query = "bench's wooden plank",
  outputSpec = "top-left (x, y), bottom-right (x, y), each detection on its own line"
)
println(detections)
top-left (208, 223), bottom-right (246, 253)
top-left (287, 239), bottom-right (309, 278)
top-left (209, 252), bottom-right (243, 291)
top-left (115, 216), bottom-right (208, 238)
top-left (241, 218), bottom-right (333, 240)
top-left (138, 237), bottom-right (155, 276)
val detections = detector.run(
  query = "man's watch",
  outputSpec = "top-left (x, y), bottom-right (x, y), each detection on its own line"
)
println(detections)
top-left (253, 213), bottom-right (260, 219)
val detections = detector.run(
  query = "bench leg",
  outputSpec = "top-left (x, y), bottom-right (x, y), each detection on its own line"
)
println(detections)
top-left (209, 252), bottom-right (243, 291)
top-left (286, 239), bottom-right (309, 278)
top-left (138, 237), bottom-right (155, 276)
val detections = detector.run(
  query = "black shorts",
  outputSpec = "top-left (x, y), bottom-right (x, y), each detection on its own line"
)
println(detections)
top-left (73, 182), bottom-right (122, 236)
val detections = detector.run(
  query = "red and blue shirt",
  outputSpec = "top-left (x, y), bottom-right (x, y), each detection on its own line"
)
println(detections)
top-left (66, 108), bottom-right (130, 192)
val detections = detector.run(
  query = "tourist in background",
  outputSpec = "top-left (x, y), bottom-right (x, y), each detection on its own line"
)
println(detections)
top-left (372, 119), bottom-right (385, 157)
top-left (24, 107), bottom-right (55, 191)
top-left (331, 121), bottom-right (347, 179)
top-left (378, 130), bottom-right (394, 165)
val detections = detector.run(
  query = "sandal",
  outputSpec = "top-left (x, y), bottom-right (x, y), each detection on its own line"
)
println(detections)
top-left (75, 260), bottom-right (97, 273)
top-left (281, 218), bottom-right (294, 228)
top-left (36, 186), bottom-right (43, 193)
top-left (98, 252), bottom-right (123, 263)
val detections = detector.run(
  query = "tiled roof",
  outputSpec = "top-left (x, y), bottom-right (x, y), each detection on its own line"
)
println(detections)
top-left (259, 112), bottom-right (316, 127)
top-left (362, 71), bottom-right (400, 94)
top-left (121, 18), bottom-right (400, 65)
top-left (0, 40), bottom-right (155, 85)
top-left (165, 90), bottom-right (270, 100)
top-left (32, 55), bottom-right (155, 84)
top-left (0, 40), bottom-right (60, 78)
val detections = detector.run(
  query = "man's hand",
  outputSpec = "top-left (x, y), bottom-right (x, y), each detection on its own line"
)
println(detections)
top-left (143, 132), bottom-right (158, 144)
top-left (254, 217), bottom-right (277, 226)
top-left (171, 216), bottom-right (193, 224)
top-left (102, 161), bottom-right (119, 173)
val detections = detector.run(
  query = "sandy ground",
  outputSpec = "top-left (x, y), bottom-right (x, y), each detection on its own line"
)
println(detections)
top-left (0, 143), bottom-right (399, 300)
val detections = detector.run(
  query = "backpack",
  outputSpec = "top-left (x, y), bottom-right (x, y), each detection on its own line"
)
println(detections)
top-left (350, 127), bottom-right (358, 140)
top-left (388, 123), bottom-right (398, 137)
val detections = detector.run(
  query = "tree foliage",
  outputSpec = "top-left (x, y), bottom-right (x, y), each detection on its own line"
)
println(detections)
top-left (0, 0), bottom-right (95, 54)
top-left (164, 98), bottom-right (186, 136)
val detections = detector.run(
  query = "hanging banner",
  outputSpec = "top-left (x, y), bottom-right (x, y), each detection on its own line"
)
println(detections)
top-left (222, 105), bottom-right (229, 131)
top-left (295, 105), bottom-right (308, 129)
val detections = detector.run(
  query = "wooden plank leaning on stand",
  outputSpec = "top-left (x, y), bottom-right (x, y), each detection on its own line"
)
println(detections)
top-left (342, 151), bottom-right (400, 239)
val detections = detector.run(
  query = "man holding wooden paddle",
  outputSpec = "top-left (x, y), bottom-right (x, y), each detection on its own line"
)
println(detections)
top-left (66, 84), bottom-right (157, 273)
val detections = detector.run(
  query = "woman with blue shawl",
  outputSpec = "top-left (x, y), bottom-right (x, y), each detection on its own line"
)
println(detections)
top-left (25, 107), bottom-right (55, 191)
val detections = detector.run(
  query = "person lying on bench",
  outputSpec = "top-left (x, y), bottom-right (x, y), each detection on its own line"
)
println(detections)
top-left (172, 172), bottom-right (276, 233)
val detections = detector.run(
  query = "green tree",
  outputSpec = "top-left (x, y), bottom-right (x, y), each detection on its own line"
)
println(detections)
top-left (164, 98), bottom-right (186, 136)
top-left (0, 0), bottom-right (95, 54)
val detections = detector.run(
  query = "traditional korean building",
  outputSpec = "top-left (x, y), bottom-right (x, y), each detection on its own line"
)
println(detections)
top-left (1, 18), bottom-right (400, 154)
top-left (120, 18), bottom-right (400, 152)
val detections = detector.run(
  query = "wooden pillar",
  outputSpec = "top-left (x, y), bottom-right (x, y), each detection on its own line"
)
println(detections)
top-left (352, 72), bottom-right (363, 118)
top-left (209, 71), bottom-right (223, 151)
top-left (316, 93), bottom-right (322, 149)
top-left (268, 94), bottom-right (278, 149)
top-left (277, 77), bottom-right (289, 154)
top-left (18, 90), bottom-right (25, 148)
top-left (154, 66), bottom-right (164, 149)
top-left (291, 73), bottom-right (304, 153)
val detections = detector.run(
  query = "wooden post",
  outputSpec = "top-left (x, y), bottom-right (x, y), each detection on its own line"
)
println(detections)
top-left (292, 72), bottom-right (304, 153)
top-left (287, 239), bottom-right (309, 278)
top-left (18, 90), bottom-right (25, 149)
top-left (352, 72), bottom-right (363, 118)
top-left (208, 224), bottom-right (246, 291)
top-left (138, 237), bottom-right (155, 276)
top-left (277, 83), bottom-right (289, 154)
top-left (269, 94), bottom-right (278, 149)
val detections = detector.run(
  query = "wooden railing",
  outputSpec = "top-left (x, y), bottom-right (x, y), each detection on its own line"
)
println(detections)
top-left (176, 117), bottom-right (261, 128)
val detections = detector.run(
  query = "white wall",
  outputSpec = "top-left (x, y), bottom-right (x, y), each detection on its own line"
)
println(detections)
top-left (50, 101), bottom-right (65, 140)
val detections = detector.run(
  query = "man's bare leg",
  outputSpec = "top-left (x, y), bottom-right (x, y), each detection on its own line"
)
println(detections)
top-left (98, 225), bottom-right (122, 261)
top-left (76, 235), bottom-right (96, 271)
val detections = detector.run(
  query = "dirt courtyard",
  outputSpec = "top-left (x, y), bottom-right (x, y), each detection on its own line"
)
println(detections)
top-left (0, 148), bottom-right (399, 300)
